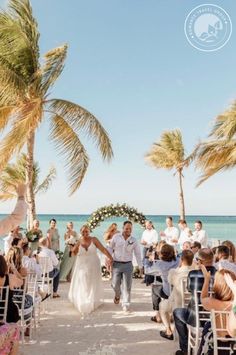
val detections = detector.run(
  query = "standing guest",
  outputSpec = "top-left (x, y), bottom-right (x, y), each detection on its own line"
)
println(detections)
top-left (47, 218), bottom-right (60, 252)
top-left (215, 245), bottom-right (236, 275)
top-left (178, 220), bottom-right (192, 250)
top-left (0, 184), bottom-right (27, 237)
top-left (159, 250), bottom-right (194, 340)
top-left (191, 241), bottom-right (201, 261)
top-left (60, 222), bottom-right (78, 282)
top-left (4, 226), bottom-right (23, 256)
top-left (148, 244), bottom-right (180, 323)
top-left (38, 237), bottom-right (60, 298)
top-left (27, 219), bottom-right (43, 252)
top-left (104, 223), bottom-right (118, 246)
top-left (173, 248), bottom-right (216, 355)
top-left (159, 216), bottom-right (179, 247)
top-left (192, 220), bottom-right (208, 248)
top-left (109, 221), bottom-right (142, 312)
top-left (222, 240), bottom-right (236, 263)
top-left (140, 221), bottom-right (158, 270)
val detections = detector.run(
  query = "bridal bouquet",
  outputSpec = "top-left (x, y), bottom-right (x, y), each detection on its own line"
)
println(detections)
top-left (66, 235), bottom-right (78, 246)
top-left (55, 250), bottom-right (64, 261)
top-left (26, 230), bottom-right (42, 242)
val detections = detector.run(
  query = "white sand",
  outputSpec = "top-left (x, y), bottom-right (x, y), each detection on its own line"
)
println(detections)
top-left (22, 279), bottom-right (177, 355)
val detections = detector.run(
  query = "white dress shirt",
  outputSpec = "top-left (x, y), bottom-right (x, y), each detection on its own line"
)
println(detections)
top-left (162, 227), bottom-right (179, 246)
top-left (192, 229), bottom-right (208, 248)
top-left (215, 259), bottom-right (236, 275)
top-left (178, 229), bottom-right (192, 250)
top-left (38, 247), bottom-right (59, 272)
top-left (109, 233), bottom-right (142, 267)
top-left (141, 229), bottom-right (158, 247)
top-left (0, 198), bottom-right (27, 237)
top-left (22, 255), bottom-right (42, 276)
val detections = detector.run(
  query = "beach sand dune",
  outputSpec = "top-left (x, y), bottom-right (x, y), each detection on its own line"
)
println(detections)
top-left (22, 279), bottom-right (176, 355)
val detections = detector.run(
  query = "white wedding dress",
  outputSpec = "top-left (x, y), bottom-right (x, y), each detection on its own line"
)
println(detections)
top-left (68, 239), bottom-right (104, 315)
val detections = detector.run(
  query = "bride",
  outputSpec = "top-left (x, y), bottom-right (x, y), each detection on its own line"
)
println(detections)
top-left (68, 225), bottom-right (113, 315)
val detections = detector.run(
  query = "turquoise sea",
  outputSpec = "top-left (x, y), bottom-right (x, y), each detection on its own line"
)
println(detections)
top-left (0, 214), bottom-right (236, 251)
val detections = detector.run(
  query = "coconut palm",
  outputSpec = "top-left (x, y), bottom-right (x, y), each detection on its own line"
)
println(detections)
top-left (145, 129), bottom-right (193, 219)
top-left (0, 0), bottom-right (113, 228)
top-left (0, 154), bottom-right (56, 228)
top-left (196, 102), bottom-right (236, 185)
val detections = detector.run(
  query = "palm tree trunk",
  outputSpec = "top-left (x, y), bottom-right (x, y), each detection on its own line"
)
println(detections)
top-left (26, 131), bottom-right (36, 230)
top-left (178, 169), bottom-right (185, 220)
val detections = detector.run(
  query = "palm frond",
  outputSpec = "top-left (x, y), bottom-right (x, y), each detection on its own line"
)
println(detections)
top-left (47, 99), bottom-right (113, 161)
top-left (35, 166), bottom-right (56, 194)
top-left (40, 45), bottom-right (67, 94)
top-left (0, 106), bottom-right (15, 132)
top-left (0, 192), bottom-right (16, 201)
top-left (210, 101), bottom-right (236, 139)
top-left (49, 114), bottom-right (89, 195)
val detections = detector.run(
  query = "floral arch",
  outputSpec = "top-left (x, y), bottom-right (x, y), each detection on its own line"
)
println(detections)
top-left (87, 203), bottom-right (147, 230)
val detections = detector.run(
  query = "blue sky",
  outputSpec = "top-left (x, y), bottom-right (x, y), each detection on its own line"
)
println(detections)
top-left (1, 0), bottom-right (236, 215)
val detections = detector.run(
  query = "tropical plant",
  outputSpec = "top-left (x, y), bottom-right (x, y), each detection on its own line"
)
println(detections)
top-left (145, 129), bottom-right (193, 219)
top-left (0, 154), bottom-right (56, 228)
top-left (196, 102), bottom-right (236, 185)
top-left (0, 0), bottom-right (113, 228)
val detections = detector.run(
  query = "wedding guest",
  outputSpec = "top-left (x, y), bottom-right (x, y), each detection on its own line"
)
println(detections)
top-left (27, 219), bottom-right (43, 252)
top-left (0, 184), bottom-right (27, 237)
top-left (178, 220), bottom-right (192, 250)
top-left (47, 218), bottom-right (60, 252)
top-left (222, 240), bottom-right (236, 263)
top-left (173, 248), bottom-right (216, 355)
top-left (104, 223), bottom-right (118, 246)
top-left (6, 246), bottom-right (27, 278)
top-left (224, 273), bottom-right (236, 338)
top-left (4, 226), bottom-right (22, 256)
top-left (215, 245), bottom-right (236, 275)
top-left (191, 220), bottom-right (208, 248)
top-left (148, 244), bottom-right (180, 323)
top-left (159, 216), bottom-right (179, 246)
top-left (191, 241), bottom-right (201, 261)
top-left (198, 266), bottom-right (236, 354)
top-left (182, 241), bottom-right (191, 250)
top-left (159, 250), bottom-right (194, 340)
top-left (141, 221), bottom-right (158, 269)
top-left (109, 221), bottom-right (142, 312)
top-left (60, 222), bottom-right (78, 282)
top-left (38, 237), bottom-right (60, 298)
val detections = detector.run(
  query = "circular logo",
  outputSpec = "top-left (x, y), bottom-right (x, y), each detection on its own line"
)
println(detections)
top-left (184, 4), bottom-right (232, 52)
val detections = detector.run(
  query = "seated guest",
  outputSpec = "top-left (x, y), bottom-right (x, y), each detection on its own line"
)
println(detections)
top-left (198, 266), bottom-right (236, 354)
top-left (147, 244), bottom-right (180, 323)
top-left (224, 273), bottom-right (236, 338)
top-left (215, 245), bottom-right (236, 275)
top-left (222, 240), bottom-right (236, 263)
top-left (0, 255), bottom-right (21, 355)
top-left (159, 216), bottom-right (179, 247)
top-left (3, 226), bottom-right (23, 256)
top-left (178, 220), bottom-right (192, 250)
top-left (182, 241), bottom-right (191, 251)
top-left (192, 220), bottom-right (208, 248)
top-left (159, 250), bottom-right (194, 340)
top-left (191, 241), bottom-right (201, 261)
top-left (38, 237), bottom-right (60, 298)
top-left (173, 248), bottom-right (216, 355)
top-left (6, 246), bottom-right (27, 278)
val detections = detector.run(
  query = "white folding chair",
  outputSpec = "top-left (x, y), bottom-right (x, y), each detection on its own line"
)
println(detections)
top-left (211, 310), bottom-right (236, 355)
top-left (27, 273), bottom-right (40, 330)
top-left (13, 279), bottom-right (34, 344)
top-left (37, 256), bottom-right (53, 312)
top-left (0, 286), bottom-right (9, 322)
top-left (188, 289), bottom-right (212, 355)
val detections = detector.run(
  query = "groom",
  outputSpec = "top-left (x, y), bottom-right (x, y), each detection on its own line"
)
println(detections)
top-left (108, 221), bottom-right (142, 312)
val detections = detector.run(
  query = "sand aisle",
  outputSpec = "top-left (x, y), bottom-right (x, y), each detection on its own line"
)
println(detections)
top-left (23, 279), bottom-right (177, 355)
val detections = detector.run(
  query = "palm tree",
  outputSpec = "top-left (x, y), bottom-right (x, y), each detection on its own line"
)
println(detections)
top-left (196, 102), bottom-right (236, 185)
top-left (0, 154), bottom-right (56, 228)
top-left (0, 0), bottom-right (113, 228)
top-left (145, 129), bottom-right (193, 219)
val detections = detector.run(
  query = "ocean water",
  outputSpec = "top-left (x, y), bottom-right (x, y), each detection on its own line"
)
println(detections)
top-left (0, 214), bottom-right (236, 251)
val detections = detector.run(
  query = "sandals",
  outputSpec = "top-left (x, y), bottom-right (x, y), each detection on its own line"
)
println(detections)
top-left (114, 296), bottom-right (120, 304)
top-left (151, 316), bottom-right (162, 323)
top-left (53, 294), bottom-right (60, 298)
top-left (160, 330), bottom-right (174, 340)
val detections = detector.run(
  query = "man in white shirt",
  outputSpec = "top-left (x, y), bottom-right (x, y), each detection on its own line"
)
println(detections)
top-left (38, 237), bottom-right (60, 297)
top-left (178, 219), bottom-right (192, 250)
top-left (160, 216), bottom-right (179, 246)
top-left (192, 220), bottom-right (208, 248)
top-left (215, 245), bottom-right (236, 275)
top-left (140, 220), bottom-right (158, 267)
top-left (109, 221), bottom-right (142, 312)
top-left (0, 184), bottom-right (27, 237)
